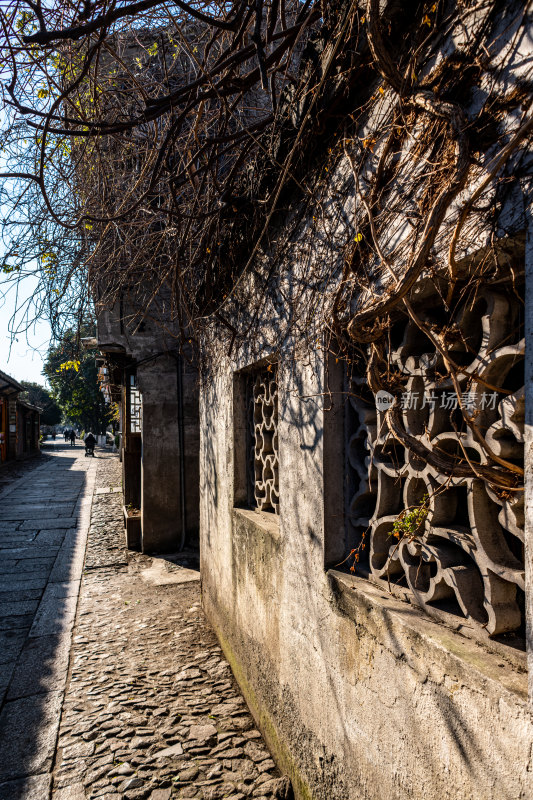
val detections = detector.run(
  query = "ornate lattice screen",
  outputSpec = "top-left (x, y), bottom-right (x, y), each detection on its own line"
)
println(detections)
top-left (246, 367), bottom-right (280, 514)
top-left (346, 288), bottom-right (524, 640)
top-left (129, 374), bottom-right (142, 434)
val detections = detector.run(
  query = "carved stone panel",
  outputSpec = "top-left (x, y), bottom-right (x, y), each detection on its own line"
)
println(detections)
top-left (247, 367), bottom-right (280, 514)
top-left (346, 289), bottom-right (524, 638)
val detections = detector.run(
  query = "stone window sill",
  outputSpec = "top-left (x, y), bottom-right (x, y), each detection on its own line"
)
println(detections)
top-left (328, 569), bottom-right (527, 701)
top-left (233, 507), bottom-right (281, 542)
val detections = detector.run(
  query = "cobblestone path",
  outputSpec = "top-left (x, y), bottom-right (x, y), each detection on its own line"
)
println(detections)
top-left (52, 452), bottom-right (291, 800)
top-left (0, 443), bottom-right (97, 800)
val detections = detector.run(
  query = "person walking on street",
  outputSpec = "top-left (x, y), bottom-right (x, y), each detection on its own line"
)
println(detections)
top-left (70, 430), bottom-right (76, 447)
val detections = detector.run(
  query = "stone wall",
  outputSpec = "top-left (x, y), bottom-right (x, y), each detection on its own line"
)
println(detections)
top-left (96, 298), bottom-right (200, 553)
top-left (200, 341), bottom-right (532, 800)
top-left (199, 2), bottom-right (533, 795)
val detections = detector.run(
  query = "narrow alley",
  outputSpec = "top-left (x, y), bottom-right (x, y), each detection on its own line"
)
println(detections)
top-left (0, 445), bottom-right (289, 800)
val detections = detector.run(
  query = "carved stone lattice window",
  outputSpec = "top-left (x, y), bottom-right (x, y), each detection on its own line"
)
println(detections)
top-left (346, 287), bottom-right (524, 641)
top-left (246, 367), bottom-right (280, 514)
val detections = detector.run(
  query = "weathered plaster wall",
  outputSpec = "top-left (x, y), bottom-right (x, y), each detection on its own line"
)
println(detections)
top-left (138, 355), bottom-right (181, 552)
top-left (97, 301), bottom-right (200, 552)
top-left (136, 353), bottom-right (199, 552)
top-left (200, 346), bottom-right (533, 800)
top-left (197, 6), bottom-right (533, 794)
top-left (182, 355), bottom-right (201, 541)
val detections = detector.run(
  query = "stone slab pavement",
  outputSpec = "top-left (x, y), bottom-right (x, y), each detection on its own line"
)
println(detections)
top-left (0, 451), bottom-right (52, 494)
top-left (0, 442), bottom-right (98, 800)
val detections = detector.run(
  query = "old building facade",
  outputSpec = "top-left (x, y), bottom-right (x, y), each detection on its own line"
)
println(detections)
top-left (85, 31), bottom-right (203, 555)
top-left (0, 370), bottom-right (40, 463)
top-left (86, 1), bottom-right (533, 798)
top-left (197, 4), bottom-right (533, 800)
top-left (94, 299), bottom-right (199, 554)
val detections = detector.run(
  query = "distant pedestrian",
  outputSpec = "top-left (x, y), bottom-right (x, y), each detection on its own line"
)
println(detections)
top-left (84, 432), bottom-right (96, 457)
top-left (70, 430), bottom-right (76, 447)
top-left (64, 429), bottom-right (69, 442)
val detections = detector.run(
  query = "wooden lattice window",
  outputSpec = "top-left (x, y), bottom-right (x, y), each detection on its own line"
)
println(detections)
top-left (129, 374), bottom-right (142, 434)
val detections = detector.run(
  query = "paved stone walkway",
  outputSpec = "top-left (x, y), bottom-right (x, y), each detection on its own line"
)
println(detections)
top-left (0, 451), bottom-right (51, 493)
top-left (0, 447), bottom-right (291, 800)
top-left (0, 443), bottom-right (97, 799)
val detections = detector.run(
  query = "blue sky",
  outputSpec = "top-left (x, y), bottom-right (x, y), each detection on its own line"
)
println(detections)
top-left (0, 100), bottom-right (52, 386)
top-left (0, 273), bottom-right (51, 385)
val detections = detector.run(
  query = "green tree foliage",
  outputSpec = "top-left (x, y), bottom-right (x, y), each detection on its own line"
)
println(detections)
top-left (19, 381), bottom-right (62, 426)
top-left (44, 326), bottom-right (112, 434)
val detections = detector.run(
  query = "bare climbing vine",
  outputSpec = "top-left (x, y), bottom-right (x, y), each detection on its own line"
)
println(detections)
top-left (0, 0), bottom-right (531, 502)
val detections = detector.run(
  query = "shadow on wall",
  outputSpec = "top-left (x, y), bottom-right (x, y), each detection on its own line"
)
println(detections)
top-left (0, 444), bottom-right (89, 800)
top-left (227, 356), bottom-right (530, 800)
top-left (200, 367), bottom-right (221, 551)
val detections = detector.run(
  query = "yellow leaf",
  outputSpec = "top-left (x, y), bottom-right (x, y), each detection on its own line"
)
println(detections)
top-left (59, 360), bottom-right (80, 372)
top-left (422, 14), bottom-right (431, 25)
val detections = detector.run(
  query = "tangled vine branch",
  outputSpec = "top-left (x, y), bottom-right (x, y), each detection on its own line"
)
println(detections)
top-left (0, 0), bottom-right (531, 496)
